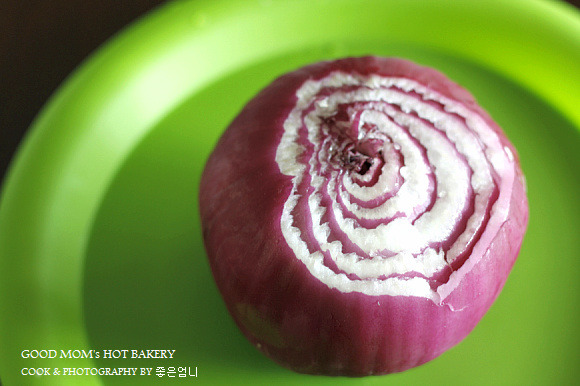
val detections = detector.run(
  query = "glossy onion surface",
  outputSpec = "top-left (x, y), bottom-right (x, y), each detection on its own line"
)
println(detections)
top-left (199, 57), bottom-right (528, 376)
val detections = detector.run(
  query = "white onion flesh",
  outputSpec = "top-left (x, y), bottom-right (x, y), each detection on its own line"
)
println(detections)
top-left (276, 73), bottom-right (512, 300)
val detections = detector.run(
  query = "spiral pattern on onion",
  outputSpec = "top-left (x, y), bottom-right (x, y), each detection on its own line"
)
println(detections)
top-left (276, 72), bottom-right (516, 301)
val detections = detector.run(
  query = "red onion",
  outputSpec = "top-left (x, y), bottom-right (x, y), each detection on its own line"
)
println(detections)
top-left (199, 57), bottom-right (528, 376)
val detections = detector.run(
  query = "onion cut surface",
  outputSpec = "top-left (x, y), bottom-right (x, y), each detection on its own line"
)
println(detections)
top-left (199, 57), bottom-right (528, 376)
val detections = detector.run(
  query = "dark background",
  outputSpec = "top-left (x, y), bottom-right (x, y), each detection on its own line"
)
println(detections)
top-left (0, 0), bottom-right (166, 184)
top-left (1, 0), bottom-right (579, 184)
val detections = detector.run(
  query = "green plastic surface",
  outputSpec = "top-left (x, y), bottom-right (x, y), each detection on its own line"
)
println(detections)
top-left (1, 0), bottom-right (579, 384)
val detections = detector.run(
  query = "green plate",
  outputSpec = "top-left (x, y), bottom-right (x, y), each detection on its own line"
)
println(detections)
top-left (1, 0), bottom-right (579, 384)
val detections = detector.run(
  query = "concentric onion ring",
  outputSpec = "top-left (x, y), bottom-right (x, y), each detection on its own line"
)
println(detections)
top-left (200, 57), bottom-right (528, 376)
top-left (277, 71), bottom-right (514, 301)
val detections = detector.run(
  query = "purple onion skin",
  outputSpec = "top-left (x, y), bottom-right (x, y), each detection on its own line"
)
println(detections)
top-left (199, 57), bottom-right (528, 376)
